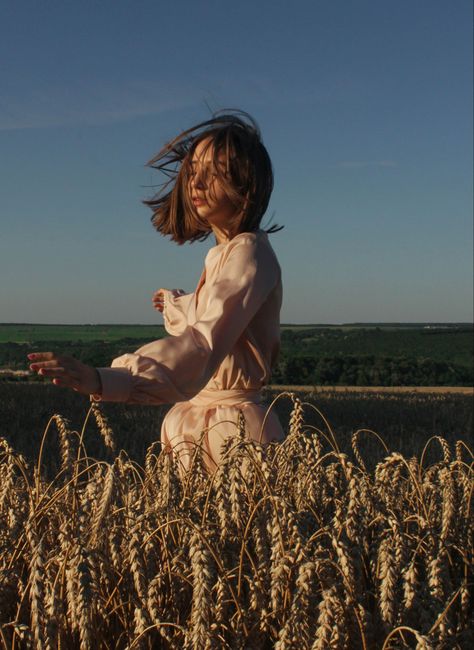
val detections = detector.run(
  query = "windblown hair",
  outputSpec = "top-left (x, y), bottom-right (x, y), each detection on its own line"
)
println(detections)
top-left (143, 110), bottom-right (283, 244)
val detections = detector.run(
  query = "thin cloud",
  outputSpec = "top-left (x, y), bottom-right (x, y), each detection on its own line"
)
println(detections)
top-left (0, 73), bottom-right (359, 132)
top-left (336, 160), bottom-right (398, 169)
top-left (0, 80), bottom-right (199, 131)
top-left (0, 75), bottom-right (284, 132)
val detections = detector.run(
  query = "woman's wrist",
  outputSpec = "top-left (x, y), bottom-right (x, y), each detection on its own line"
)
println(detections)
top-left (92, 367), bottom-right (103, 396)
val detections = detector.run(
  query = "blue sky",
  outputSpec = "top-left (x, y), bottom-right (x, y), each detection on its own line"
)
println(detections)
top-left (0, 0), bottom-right (472, 324)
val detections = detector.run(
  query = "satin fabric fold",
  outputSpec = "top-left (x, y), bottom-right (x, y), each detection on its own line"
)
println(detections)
top-left (162, 387), bottom-right (284, 474)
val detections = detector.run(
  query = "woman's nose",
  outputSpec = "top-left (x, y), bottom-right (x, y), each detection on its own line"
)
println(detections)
top-left (192, 168), bottom-right (207, 189)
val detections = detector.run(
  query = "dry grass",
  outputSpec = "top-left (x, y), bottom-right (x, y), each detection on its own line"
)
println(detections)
top-left (0, 394), bottom-right (472, 649)
top-left (273, 384), bottom-right (474, 395)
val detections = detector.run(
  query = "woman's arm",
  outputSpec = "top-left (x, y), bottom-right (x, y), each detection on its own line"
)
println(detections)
top-left (29, 235), bottom-right (279, 404)
top-left (28, 288), bottom-right (192, 392)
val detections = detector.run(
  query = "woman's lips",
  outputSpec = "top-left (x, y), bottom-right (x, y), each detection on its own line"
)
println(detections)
top-left (192, 197), bottom-right (206, 206)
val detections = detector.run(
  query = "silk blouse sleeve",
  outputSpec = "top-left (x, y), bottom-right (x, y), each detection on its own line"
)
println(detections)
top-left (162, 289), bottom-right (194, 336)
top-left (93, 236), bottom-right (279, 405)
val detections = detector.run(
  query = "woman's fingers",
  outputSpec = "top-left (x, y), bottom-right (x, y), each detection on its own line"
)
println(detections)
top-left (29, 354), bottom-right (73, 373)
top-left (52, 376), bottom-right (81, 390)
top-left (152, 289), bottom-right (166, 301)
top-left (29, 353), bottom-right (81, 381)
top-left (36, 367), bottom-right (81, 381)
top-left (36, 366), bottom-right (66, 377)
top-left (152, 290), bottom-right (165, 313)
top-left (29, 358), bottom-right (63, 370)
top-left (28, 352), bottom-right (74, 367)
top-left (27, 351), bottom-right (100, 395)
top-left (28, 352), bottom-right (56, 362)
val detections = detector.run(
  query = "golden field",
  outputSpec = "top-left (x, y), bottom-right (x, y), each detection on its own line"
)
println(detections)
top-left (0, 393), bottom-right (472, 649)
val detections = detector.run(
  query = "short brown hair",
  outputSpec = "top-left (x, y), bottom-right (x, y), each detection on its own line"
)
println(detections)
top-left (143, 110), bottom-right (283, 244)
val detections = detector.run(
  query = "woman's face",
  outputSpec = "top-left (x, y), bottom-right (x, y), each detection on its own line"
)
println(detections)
top-left (187, 138), bottom-right (240, 233)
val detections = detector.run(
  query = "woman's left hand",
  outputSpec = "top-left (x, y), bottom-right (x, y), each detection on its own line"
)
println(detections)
top-left (28, 352), bottom-right (102, 395)
top-left (152, 288), bottom-right (166, 312)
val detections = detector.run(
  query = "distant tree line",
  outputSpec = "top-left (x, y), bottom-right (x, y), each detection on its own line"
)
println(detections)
top-left (271, 354), bottom-right (472, 386)
top-left (279, 327), bottom-right (473, 363)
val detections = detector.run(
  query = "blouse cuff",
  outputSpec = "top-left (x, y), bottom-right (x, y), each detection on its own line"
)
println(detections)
top-left (163, 289), bottom-right (189, 336)
top-left (92, 367), bottom-right (133, 402)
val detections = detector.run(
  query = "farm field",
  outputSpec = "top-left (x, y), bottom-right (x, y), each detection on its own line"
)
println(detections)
top-left (273, 384), bottom-right (473, 394)
top-left (1, 382), bottom-right (472, 479)
top-left (0, 325), bottom-right (472, 646)
top-left (1, 322), bottom-right (471, 343)
top-left (0, 385), bottom-right (472, 648)
top-left (0, 323), bottom-right (166, 344)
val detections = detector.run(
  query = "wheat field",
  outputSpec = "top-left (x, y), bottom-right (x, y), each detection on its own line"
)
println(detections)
top-left (0, 394), bottom-right (472, 649)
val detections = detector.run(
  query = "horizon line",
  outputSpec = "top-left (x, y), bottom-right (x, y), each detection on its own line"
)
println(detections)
top-left (1, 321), bottom-right (472, 327)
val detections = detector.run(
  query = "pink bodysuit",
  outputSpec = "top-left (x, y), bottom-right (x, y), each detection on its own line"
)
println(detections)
top-left (93, 229), bottom-right (285, 473)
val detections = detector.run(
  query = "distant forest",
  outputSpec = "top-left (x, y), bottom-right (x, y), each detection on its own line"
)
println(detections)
top-left (1, 325), bottom-right (472, 387)
top-left (273, 326), bottom-right (473, 386)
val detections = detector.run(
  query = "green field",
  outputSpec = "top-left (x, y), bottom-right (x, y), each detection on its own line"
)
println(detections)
top-left (0, 323), bottom-right (166, 343)
top-left (1, 322), bottom-right (470, 343)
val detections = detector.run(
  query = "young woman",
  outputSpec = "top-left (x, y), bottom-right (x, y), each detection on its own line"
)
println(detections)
top-left (28, 111), bottom-right (285, 474)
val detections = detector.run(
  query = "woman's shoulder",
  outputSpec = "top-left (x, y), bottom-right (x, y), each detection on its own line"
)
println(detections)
top-left (228, 229), bottom-right (274, 254)
top-left (224, 229), bottom-right (281, 272)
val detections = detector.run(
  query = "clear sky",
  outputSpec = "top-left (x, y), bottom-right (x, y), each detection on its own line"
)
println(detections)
top-left (0, 0), bottom-right (472, 324)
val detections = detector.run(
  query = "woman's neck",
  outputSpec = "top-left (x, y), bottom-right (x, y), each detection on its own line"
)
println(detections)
top-left (211, 223), bottom-right (240, 245)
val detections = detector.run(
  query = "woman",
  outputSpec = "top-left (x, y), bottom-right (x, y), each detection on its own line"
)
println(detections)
top-left (28, 111), bottom-right (285, 474)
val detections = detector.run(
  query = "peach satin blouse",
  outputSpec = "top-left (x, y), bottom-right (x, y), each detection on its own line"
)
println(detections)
top-left (94, 229), bottom-right (285, 472)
